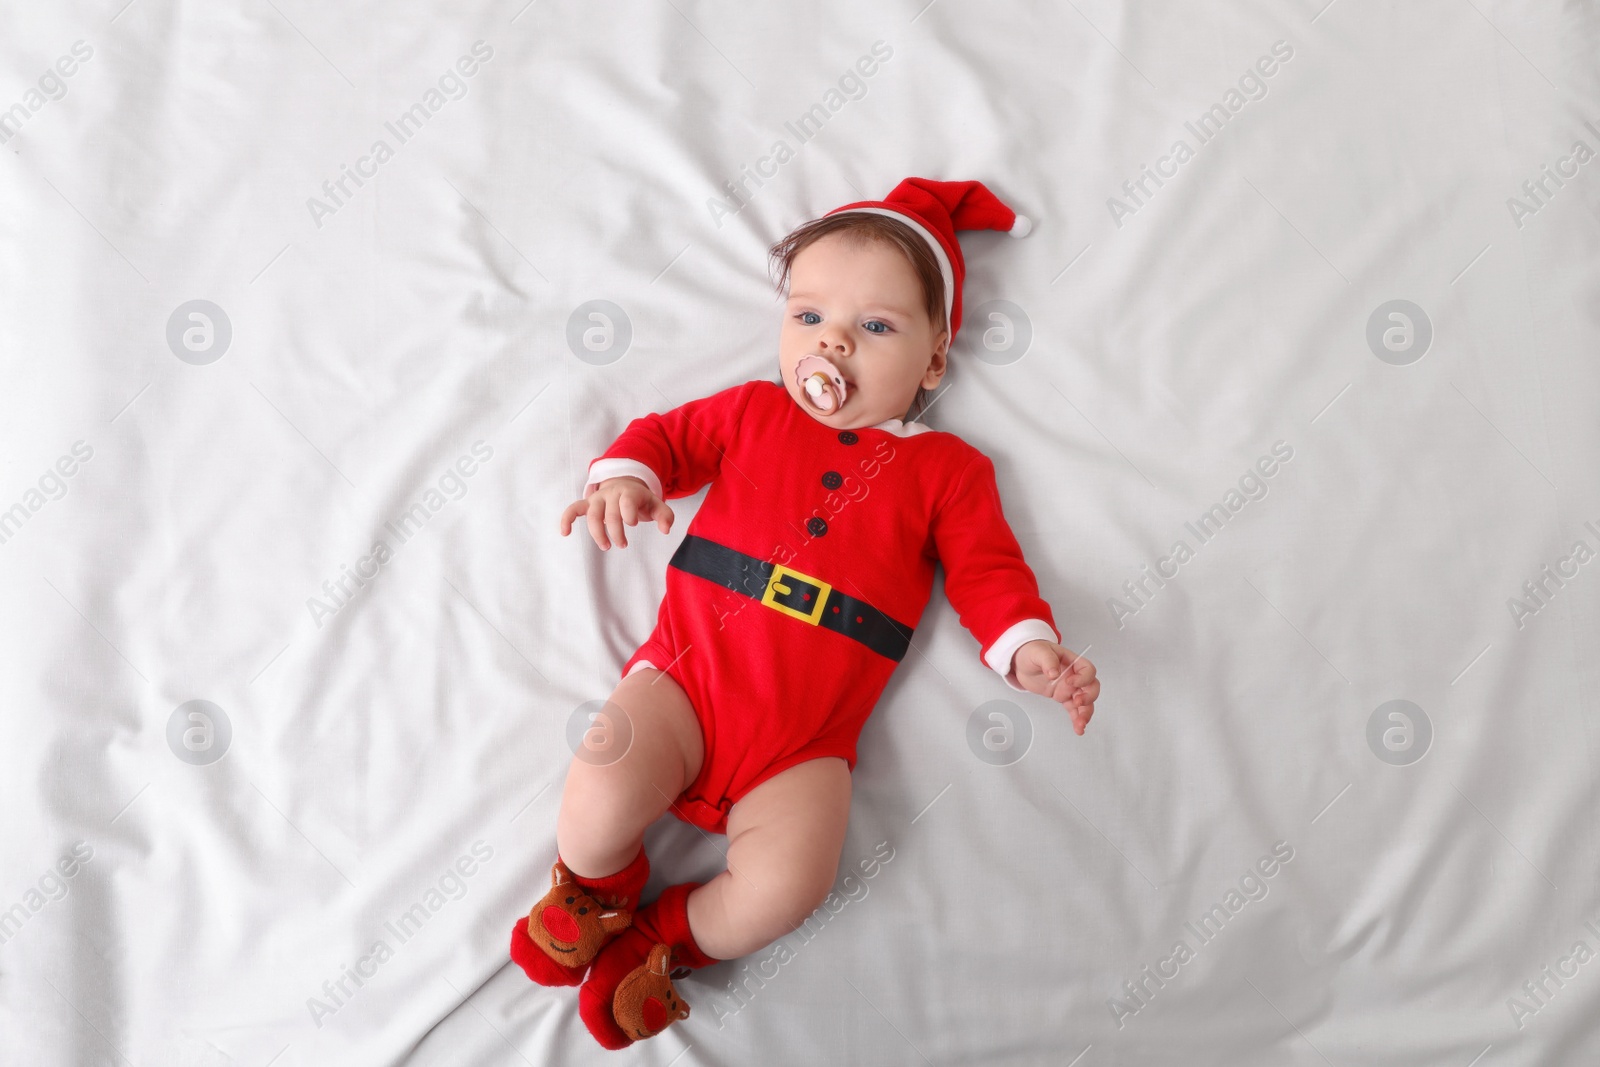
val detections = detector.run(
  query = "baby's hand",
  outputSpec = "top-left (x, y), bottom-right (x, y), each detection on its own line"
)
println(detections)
top-left (1011, 641), bottom-right (1099, 735)
top-left (559, 476), bottom-right (675, 550)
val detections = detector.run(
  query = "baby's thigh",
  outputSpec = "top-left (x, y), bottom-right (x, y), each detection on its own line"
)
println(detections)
top-left (725, 757), bottom-right (852, 907)
top-left (559, 667), bottom-right (705, 826)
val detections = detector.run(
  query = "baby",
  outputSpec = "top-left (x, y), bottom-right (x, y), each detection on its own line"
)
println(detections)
top-left (512, 177), bottom-right (1100, 1050)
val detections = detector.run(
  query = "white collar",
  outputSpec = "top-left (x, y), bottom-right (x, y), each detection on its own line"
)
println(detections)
top-left (870, 417), bottom-right (931, 437)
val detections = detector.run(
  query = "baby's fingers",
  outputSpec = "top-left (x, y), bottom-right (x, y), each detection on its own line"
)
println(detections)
top-left (1070, 700), bottom-right (1094, 735)
top-left (630, 494), bottom-right (674, 534)
top-left (605, 494), bottom-right (627, 549)
top-left (648, 497), bottom-right (675, 533)
top-left (586, 496), bottom-right (611, 550)
top-left (559, 498), bottom-right (588, 536)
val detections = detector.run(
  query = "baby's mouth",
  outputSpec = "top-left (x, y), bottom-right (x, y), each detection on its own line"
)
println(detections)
top-left (795, 355), bottom-right (851, 415)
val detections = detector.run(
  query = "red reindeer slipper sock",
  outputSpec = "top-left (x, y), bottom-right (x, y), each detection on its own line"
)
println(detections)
top-left (510, 847), bottom-right (650, 987)
top-left (578, 881), bottom-right (720, 1049)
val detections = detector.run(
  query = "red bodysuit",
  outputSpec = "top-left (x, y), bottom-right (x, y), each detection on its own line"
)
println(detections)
top-left (583, 378), bottom-right (1060, 834)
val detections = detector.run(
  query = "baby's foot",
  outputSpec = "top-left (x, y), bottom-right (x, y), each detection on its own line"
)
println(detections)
top-left (510, 859), bottom-right (633, 987)
top-left (579, 930), bottom-right (691, 1048)
top-left (577, 881), bottom-right (714, 1048)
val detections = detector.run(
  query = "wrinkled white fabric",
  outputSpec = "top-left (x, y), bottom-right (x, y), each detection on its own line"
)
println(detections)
top-left (2, 3), bottom-right (1597, 1066)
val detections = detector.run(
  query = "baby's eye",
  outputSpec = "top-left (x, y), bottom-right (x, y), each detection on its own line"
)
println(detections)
top-left (863, 320), bottom-right (890, 334)
top-left (796, 311), bottom-right (821, 325)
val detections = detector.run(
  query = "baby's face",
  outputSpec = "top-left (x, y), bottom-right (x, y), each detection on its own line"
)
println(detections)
top-left (778, 232), bottom-right (949, 428)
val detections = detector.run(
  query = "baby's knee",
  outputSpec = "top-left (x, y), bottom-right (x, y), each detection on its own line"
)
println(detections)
top-left (745, 859), bottom-right (839, 937)
top-left (691, 856), bottom-right (840, 960)
top-left (555, 783), bottom-right (644, 871)
top-left (792, 854), bottom-right (840, 917)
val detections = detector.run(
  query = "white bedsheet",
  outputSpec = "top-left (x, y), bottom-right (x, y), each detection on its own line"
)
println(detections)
top-left (3, 2), bottom-right (1599, 1065)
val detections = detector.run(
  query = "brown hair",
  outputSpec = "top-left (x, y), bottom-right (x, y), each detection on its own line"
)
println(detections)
top-left (768, 212), bottom-right (946, 422)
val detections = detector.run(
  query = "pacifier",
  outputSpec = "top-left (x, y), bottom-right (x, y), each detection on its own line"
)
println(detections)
top-left (795, 354), bottom-right (850, 414)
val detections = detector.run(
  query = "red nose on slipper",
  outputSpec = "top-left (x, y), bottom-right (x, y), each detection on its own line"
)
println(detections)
top-left (509, 853), bottom-right (650, 988)
top-left (542, 905), bottom-right (580, 943)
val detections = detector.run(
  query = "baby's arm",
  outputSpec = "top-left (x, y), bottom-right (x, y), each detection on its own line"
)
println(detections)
top-left (581, 380), bottom-right (760, 500)
top-left (930, 451), bottom-right (1099, 731)
top-left (562, 380), bottom-right (760, 550)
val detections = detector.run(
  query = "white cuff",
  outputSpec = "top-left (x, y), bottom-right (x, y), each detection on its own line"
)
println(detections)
top-left (984, 618), bottom-right (1061, 693)
top-left (584, 458), bottom-right (662, 499)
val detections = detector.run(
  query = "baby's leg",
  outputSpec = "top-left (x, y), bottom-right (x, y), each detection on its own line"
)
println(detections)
top-left (686, 756), bottom-right (851, 960)
top-left (556, 667), bottom-right (705, 880)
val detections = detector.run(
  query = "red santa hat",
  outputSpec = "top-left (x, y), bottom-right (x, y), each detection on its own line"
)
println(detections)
top-left (824, 177), bottom-right (1030, 342)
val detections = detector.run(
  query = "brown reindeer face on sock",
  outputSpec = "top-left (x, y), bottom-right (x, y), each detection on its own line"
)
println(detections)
top-left (614, 943), bottom-right (691, 1040)
top-left (526, 860), bottom-right (631, 966)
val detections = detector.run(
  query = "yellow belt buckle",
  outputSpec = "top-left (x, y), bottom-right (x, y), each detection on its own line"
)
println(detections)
top-left (761, 563), bottom-right (831, 624)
